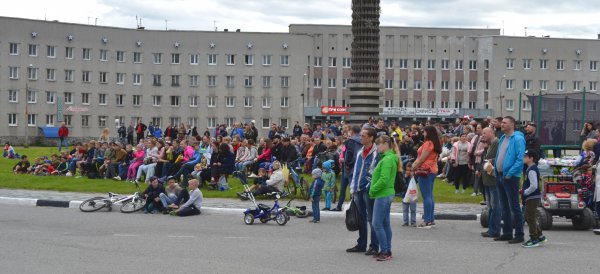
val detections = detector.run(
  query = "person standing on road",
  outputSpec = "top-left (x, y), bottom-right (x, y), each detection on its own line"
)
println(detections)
top-left (346, 127), bottom-right (379, 256)
top-left (332, 125), bottom-right (362, 211)
top-left (480, 127), bottom-right (501, 238)
top-left (521, 150), bottom-right (547, 247)
top-left (370, 135), bottom-right (398, 261)
top-left (58, 122), bottom-right (69, 152)
top-left (412, 125), bottom-right (441, 228)
top-left (494, 116), bottom-right (526, 244)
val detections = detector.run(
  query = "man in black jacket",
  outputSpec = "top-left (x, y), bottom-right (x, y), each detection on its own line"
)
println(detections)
top-left (293, 121), bottom-right (303, 138)
top-left (332, 125), bottom-right (362, 211)
top-left (525, 124), bottom-right (541, 156)
top-left (278, 137), bottom-right (298, 164)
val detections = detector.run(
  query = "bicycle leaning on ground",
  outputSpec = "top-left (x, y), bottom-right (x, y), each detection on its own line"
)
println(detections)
top-left (285, 158), bottom-right (309, 201)
top-left (79, 182), bottom-right (146, 213)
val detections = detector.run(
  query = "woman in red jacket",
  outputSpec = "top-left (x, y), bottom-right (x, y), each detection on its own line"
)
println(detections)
top-left (252, 139), bottom-right (272, 176)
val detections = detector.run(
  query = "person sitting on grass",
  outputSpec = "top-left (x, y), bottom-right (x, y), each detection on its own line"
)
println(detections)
top-left (237, 167), bottom-right (268, 200)
top-left (13, 155), bottom-right (30, 174)
top-left (238, 161), bottom-right (284, 200)
top-left (52, 157), bottom-right (69, 175)
top-left (170, 179), bottom-right (203, 217)
top-left (3, 142), bottom-right (17, 159)
top-left (143, 176), bottom-right (165, 214)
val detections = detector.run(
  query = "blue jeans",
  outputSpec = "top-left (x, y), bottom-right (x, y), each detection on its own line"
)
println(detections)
top-left (403, 202), bottom-right (417, 225)
top-left (324, 191), bottom-right (332, 209)
top-left (496, 176), bottom-right (524, 239)
top-left (335, 170), bottom-right (351, 210)
top-left (118, 164), bottom-right (128, 180)
top-left (353, 189), bottom-right (378, 250)
top-left (58, 137), bottom-right (68, 152)
top-left (159, 193), bottom-right (177, 208)
top-left (418, 174), bottom-right (436, 223)
top-left (312, 197), bottom-right (320, 221)
top-left (372, 195), bottom-right (393, 253)
top-left (484, 185), bottom-right (502, 236)
top-left (173, 163), bottom-right (194, 187)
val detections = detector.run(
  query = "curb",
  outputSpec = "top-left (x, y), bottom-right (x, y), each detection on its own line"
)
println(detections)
top-left (0, 196), bottom-right (480, 221)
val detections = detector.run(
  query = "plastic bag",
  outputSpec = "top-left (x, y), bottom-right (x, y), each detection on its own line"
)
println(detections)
top-left (282, 164), bottom-right (290, 186)
top-left (403, 177), bottom-right (418, 203)
top-left (345, 198), bottom-right (363, 231)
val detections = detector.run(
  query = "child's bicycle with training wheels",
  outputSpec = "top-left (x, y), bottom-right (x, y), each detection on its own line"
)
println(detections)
top-left (241, 182), bottom-right (288, 225)
top-left (79, 182), bottom-right (146, 213)
top-left (281, 196), bottom-right (309, 221)
top-left (286, 158), bottom-right (309, 201)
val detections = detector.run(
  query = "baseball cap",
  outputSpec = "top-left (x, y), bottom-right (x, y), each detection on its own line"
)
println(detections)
top-left (524, 150), bottom-right (539, 161)
top-left (167, 176), bottom-right (176, 181)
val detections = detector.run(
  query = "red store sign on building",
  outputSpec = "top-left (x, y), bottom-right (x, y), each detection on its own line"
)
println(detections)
top-left (321, 106), bottom-right (350, 115)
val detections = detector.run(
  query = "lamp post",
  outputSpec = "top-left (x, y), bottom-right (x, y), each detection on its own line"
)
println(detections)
top-left (499, 75), bottom-right (506, 117)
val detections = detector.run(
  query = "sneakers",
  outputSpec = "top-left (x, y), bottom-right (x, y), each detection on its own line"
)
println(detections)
top-left (402, 223), bottom-right (409, 227)
top-left (308, 219), bottom-right (320, 223)
top-left (481, 232), bottom-right (500, 238)
top-left (113, 176), bottom-right (122, 181)
top-left (417, 222), bottom-right (435, 229)
top-left (364, 247), bottom-right (378, 256)
top-left (376, 252), bottom-right (392, 261)
top-left (461, 189), bottom-right (466, 194)
top-left (522, 239), bottom-right (539, 248)
top-left (346, 246), bottom-right (366, 253)
top-left (236, 192), bottom-right (249, 201)
top-left (330, 208), bottom-right (342, 212)
top-left (248, 173), bottom-right (259, 178)
top-left (455, 190), bottom-right (459, 194)
top-left (493, 236), bottom-right (512, 241)
top-left (537, 235), bottom-right (547, 243)
top-left (508, 238), bottom-right (525, 244)
top-left (322, 207), bottom-right (330, 211)
top-left (471, 192), bottom-right (477, 197)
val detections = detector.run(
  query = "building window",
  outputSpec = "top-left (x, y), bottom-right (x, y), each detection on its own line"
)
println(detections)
top-left (557, 101), bottom-right (565, 111)
top-left (207, 75), bottom-right (216, 87)
top-left (80, 115), bottom-right (89, 127)
top-left (484, 59), bottom-right (489, 70)
top-left (263, 55), bottom-right (272, 66)
top-left (46, 46), bottom-right (56, 58)
top-left (189, 96), bottom-right (198, 107)
top-left (455, 60), bottom-right (463, 70)
top-left (573, 81), bottom-right (582, 91)
top-left (46, 91), bottom-right (55, 104)
top-left (64, 92), bottom-right (72, 104)
top-left (557, 80), bottom-right (565, 91)
top-left (27, 90), bottom-right (37, 103)
top-left (116, 51), bottom-right (125, 62)
top-left (506, 79), bottom-right (514, 90)
top-left (328, 78), bottom-right (336, 88)
top-left (328, 99), bottom-right (336, 106)
top-left (441, 101), bottom-right (449, 108)
top-left (133, 74), bottom-right (142, 85)
top-left (280, 118), bottom-right (289, 129)
top-left (46, 69), bottom-right (55, 81)
top-left (208, 54), bottom-right (217, 65)
top-left (153, 95), bottom-right (162, 106)
top-left (590, 81), bottom-right (598, 92)
top-left (262, 118), bottom-right (270, 129)
top-left (573, 101), bottom-right (581, 111)
top-left (99, 72), bottom-right (107, 84)
top-left (328, 57), bottom-right (337, 67)
top-left (222, 117), bottom-right (233, 128)
top-left (153, 53), bottom-right (162, 64)
top-left (523, 59), bottom-right (531, 69)
top-left (281, 76), bottom-right (289, 88)
top-left (342, 78), bottom-right (349, 88)
top-left (441, 80), bottom-right (449, 91)
top-left (262, 97), bottom-right (272, 108)
top-left (573, 60), bottom-right (581, 71)
top-left (116, 94), bottom-right (124, 106)
top-left (134, 52), bottom-right (142, 63)
top-left (28, 44), bottom-right (37, 56)
top-left (207, 117), bottom-right (216, 128)
top-left (225, 96), bottom-right (235, 107)
top-left (468, 101), bottom-right (476, 109)
top-left (540, 80), bottom-right (548, 91)
top-left (27, 114), bottom-right (37, 126)
top-left (63, 115), bottom-right (72, 126)
top-left (8, 113), bottom-right (18, 126)
top-left (523, 100), bottom-right (531, 111)
top-left (171, 53), bottom-right (180, 64)
top-left (153, 74), bottom-right (162, 86)
top-left (427, 59), bottom-right (436, 70)
top-left (116, 73), bottom-right (125, 85)
top-left (133, 95), bottom-right (141, 106)
top-left (441, 59), bottom-right (449, 70)
top-left (414, 59), bottom-right (422, 69)
top-left (413, 101), bottom-right (421, 108)
top-left (281, 55), bottom-right (290, 66)
top-left (342, 58), bottom-right (352, 68)
top-left (244, 96), bottom-right (253, 107)
top-left (262, 76), bottom-right (271, 88)
top-left (9, 43), bottom-right (19, 55)
top-left (384, 100), bottom-right (393, 107)
top-left (396, 59), bottom-right (406, 69)
top-left (505, 99), bottom-right (514, 111)
top-left (523, 80), bottom-right (532, 90)
top-left (428, 80), bottom-right (435, 90)
top-left (7, 90), bottom-right (18, 103)
top-left (384, 58), bottom-right (393, 69)
top-left (556, 60), bottom-right (565, 70)
top-left (455, 101), bottom-right (463, 109)
top-left (485, 81), bottom-right (489, 90)
top-left (82, 48), bottom-right (91, 60)
top-left (190, 54), bottom-right (198, 65)
top-left (314, 56), bottom-right (322, 67)
top-left (170, 96), bottom-right (180, 107)
top-left (455, 81), bottom-right (463, 91)
top-left (9, 67), bottom-right (19, 79)
top-left (244, 76), bottom-right (253, 87)
top-left (280, 97), bottom-right (289, 107)
top-left (226, 76), bottom-right (235, 88)
top-left (398, 80), bottom-right (406, 90)
top-left (540, 59), bottom-right (547, 69)
top-left (468, 60), bottom-right (476, 70)
top-left (171, 75), bottom-right (180, 87)
top-left (153, 117), bottom-right (164, 128)
top-left (414, 80), bottom-right (421, 90)
top-left (314, 78), bottom-right (322, 88)
top-left (189, 75), bottom-right (199, 87)
top-left (244, 54), bottom-right (253, 65)
top-left (65, 70), bottom-right (74, 82)
top-left (97, 116), bottom-right (107, 127)
top-left (100, 50), bottom-right (108, 61)
top-left (98, 93), bottom-right (107, 105)
top-left (27, 67), bottom-right (38, 80)
top-left (207, 96), bottom-right (216, 107)
top-left (506, 58), bottom-right (514, 69)
top-left (590, 61), bottom-right (598, 71)
top-left (65, 47), bottom-right (73, 59)
top-left (226, 54), bottom-right (235, 65)
top-left (188, 117), bottom-right (198, 128)
top-left (385, 80), bottom-right (393, 89)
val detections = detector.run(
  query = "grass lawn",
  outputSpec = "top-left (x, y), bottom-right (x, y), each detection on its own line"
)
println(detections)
top-left (1, 147), bottom-right (483, 204)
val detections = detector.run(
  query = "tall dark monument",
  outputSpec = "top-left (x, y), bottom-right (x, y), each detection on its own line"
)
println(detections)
top-left (348, 0), bottom-right (382, 125)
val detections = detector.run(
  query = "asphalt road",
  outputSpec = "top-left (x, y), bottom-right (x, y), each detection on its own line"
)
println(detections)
top-left (0, 205), bottom-right (598, 274)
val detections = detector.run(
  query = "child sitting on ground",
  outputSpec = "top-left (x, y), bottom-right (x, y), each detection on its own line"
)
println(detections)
top-left (522, 150), bottom-right (547, 248)
top-left (249, 168), bottom-right (268, 193)
top-left (402, 162), bottom-right (417, 227)
top-left (309, 168), bottom-right (324, 223)
top-left (321, 160), bottom-right (336, 211)
top-left (13, 155), bottom-right (30, 174)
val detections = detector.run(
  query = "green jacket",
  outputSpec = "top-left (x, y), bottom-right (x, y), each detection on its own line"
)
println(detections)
top-left (369, 149), bottom-right (398, 199)
top-left (322, 171), bottom-right (336, 191)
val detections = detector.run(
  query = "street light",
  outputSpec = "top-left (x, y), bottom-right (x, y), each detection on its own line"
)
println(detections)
top-left (499, 75), bottom-right (506, 117)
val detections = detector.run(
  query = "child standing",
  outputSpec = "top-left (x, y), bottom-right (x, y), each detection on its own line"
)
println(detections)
top-left (402, 162), bottom-right (417, 227)
top-left (321, 160), bottom-right (336, 211)
top-left (522, 150), bottom-right (547, 248)
top-left (578, 164), bottom-right (595, 209)
top-left (309, 168), bottom-right (324, 223)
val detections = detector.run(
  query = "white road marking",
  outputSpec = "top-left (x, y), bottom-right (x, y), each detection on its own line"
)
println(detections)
top-left (407, 240), bottom-right (437, 243)
top-left (113, 234), bottom-right (139, 237)
top-left (167, 235), bottom-right (195, 238)
top-left (224, 236), bottom-right (251, 239)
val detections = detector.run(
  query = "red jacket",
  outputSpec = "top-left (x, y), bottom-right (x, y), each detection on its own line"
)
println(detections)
top-left (58, 126), bottom-right (69, 138)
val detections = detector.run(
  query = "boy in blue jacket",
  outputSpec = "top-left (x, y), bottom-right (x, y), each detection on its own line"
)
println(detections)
top-left (309, 168), bottom-right (324, 223)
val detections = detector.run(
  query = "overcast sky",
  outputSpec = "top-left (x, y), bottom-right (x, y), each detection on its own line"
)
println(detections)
top-left (3, 0), bottom-right (600, 38)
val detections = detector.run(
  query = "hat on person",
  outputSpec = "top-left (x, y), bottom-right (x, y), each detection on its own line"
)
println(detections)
top-left (524, 150), bottom-right (539, 162)
top-left (323, 160), bottom-right (334, 172)
top-left (311, 168), bottom-right (323, 178)
top-left (271, 161), bottom-right (281, 170)
top-left (167, 176), bottom-right (176, 182)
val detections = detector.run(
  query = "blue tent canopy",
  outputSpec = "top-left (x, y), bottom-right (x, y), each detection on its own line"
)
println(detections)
top-left (39, 127), bottom-right (59, 138)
